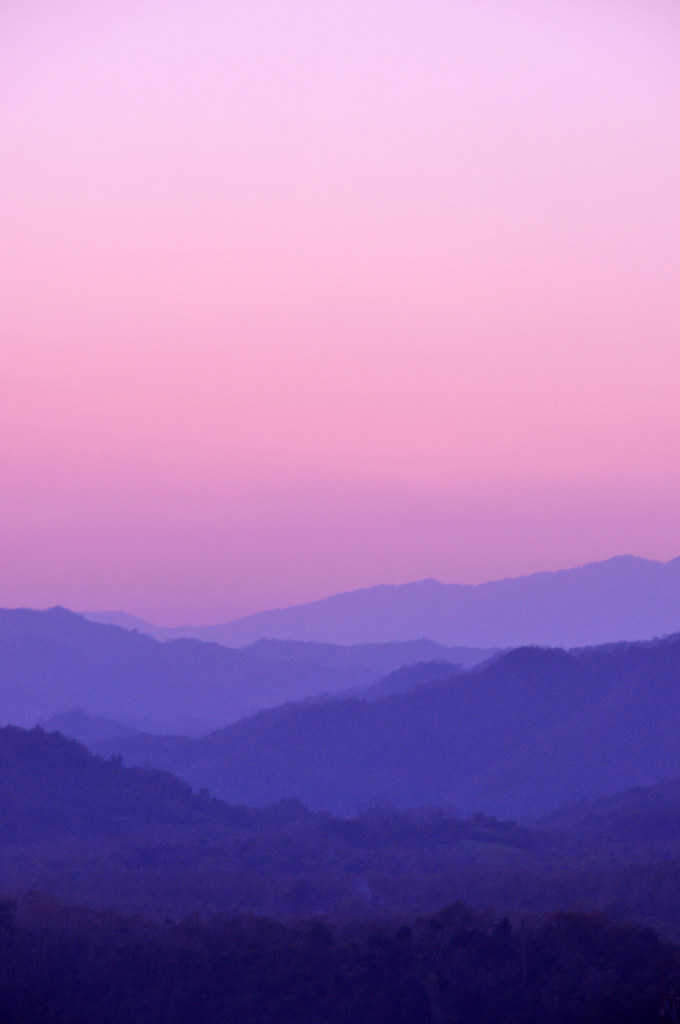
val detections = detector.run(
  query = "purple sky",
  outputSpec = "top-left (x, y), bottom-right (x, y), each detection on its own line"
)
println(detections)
top-left (3, 0), bottom-right (680, 623)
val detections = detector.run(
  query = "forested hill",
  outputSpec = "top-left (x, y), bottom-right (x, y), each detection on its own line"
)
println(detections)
top-left (12, 724), bottom-right (680, 937)
top-left (0, 725), bottom-right (259, 842)
top-left (97, 634), bottom-right (680, 818)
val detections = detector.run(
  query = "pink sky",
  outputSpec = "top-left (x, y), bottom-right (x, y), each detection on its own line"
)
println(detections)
top-left (2, 0), bottom-right (680, 623)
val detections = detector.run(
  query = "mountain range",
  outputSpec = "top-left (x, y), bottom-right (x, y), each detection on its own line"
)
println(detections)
top-left (0, 606), bottom-right (485, 732)
top-left (95, 634), bottom-right (680, 818)
top-left (86, 554), bottom-right (680, 648)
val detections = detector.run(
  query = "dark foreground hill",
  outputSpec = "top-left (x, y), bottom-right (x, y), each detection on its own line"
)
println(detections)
top-left (1, 896), bottom-right (675, 1024)
top-left (97, 634), bottom-right (680, 818)
top-left (0, 607), bottom-right (483, 732)
top-left (89, 554), bottom-right (680, 647)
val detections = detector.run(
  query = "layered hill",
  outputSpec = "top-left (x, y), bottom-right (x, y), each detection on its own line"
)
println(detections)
top-left (86, 554), bottom-right (680, 648)
top-left (96, 634), bottom-right (680, 818)
top-left (0, 607), bottom-right (480, 732)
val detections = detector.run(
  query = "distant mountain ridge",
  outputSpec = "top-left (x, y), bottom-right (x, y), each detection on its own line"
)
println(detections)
top-left (86, 554), bottom-right (680, 648)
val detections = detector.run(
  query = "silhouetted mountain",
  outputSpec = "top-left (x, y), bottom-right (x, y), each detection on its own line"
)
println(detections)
top-left (0, 607), bottom-right (486, 731)
top-left (88, 555), bottom-right (680, 648)
top-left (96, 634), bottom-right (680, 818)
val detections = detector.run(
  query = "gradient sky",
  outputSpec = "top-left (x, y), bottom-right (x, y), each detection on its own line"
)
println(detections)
top-left (2, 0), bottom-right (680, 623)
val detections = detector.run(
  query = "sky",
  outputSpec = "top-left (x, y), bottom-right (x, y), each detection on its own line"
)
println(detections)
top-left (2, 0), bottom-right (680, 623)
